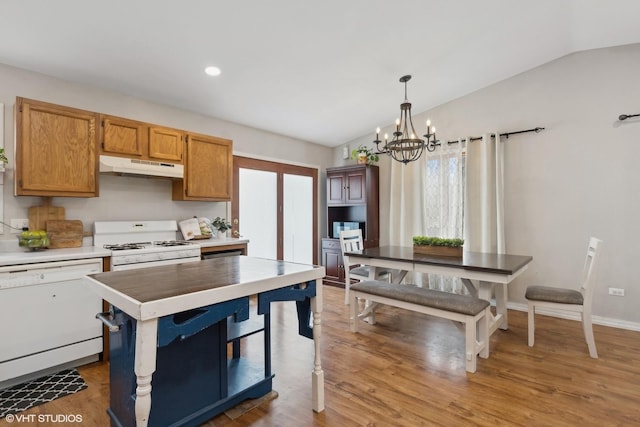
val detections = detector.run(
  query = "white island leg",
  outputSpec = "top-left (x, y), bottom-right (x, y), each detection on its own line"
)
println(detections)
top-left (134, 318), bottom-right (158, 427)
top-left (311, 279), bottom-right (325, 412)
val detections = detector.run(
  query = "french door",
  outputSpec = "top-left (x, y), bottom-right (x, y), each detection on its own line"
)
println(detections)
top-left (232, 156), bottom-right (318, 264)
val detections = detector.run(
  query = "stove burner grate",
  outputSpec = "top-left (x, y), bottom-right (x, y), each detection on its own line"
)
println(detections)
top-left (103, 242), bottom-right (150, 251)
top-left (152, 240), bottom-right (193, 247)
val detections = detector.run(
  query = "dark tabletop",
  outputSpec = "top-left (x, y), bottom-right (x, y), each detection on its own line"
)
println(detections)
top-left (345, 246), bottom-right (533, 275)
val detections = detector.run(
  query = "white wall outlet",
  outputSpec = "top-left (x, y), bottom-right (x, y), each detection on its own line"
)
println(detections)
top-left (608, 287), bottom-right (625, 297)
top-left (10, 219), bottom-right (29, 233)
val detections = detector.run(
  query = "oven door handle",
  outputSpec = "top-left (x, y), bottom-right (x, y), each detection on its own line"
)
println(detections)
top-left (96, 311), bottom-right (121, 332)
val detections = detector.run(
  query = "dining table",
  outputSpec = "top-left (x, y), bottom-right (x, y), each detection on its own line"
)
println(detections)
top-left (344, 246), bottom-right (533, 336)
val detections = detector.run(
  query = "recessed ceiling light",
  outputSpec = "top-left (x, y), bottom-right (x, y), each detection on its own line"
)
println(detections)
top-left (204, 66), bottom-right (221, 76)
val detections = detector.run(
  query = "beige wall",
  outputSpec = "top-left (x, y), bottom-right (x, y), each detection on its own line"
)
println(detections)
top-left (338, 43), bottom-right (640, 329)
top-left (0, 63), bottom-right (334, 246)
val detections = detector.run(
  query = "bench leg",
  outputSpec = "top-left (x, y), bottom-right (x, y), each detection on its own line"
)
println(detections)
top-left (479, 309), bottom-right (490, 359)
top-left (365, 299), bottom-right (376, 325)
top-left (528, 302), bottom-right (535, 347)
top-left (465, 318), bottom-right (477, 373)
top-left (350, 293), bottom-right (359, 332)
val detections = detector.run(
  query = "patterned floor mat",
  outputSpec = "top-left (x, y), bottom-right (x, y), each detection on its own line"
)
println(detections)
top-left (0, 369), bottom-right (87, 419)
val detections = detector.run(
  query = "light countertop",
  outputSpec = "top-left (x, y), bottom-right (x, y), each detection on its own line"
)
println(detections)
top-left (0, 246), bottom-right (112, 267)
top-left (0, 238), bottom-right (249, 267)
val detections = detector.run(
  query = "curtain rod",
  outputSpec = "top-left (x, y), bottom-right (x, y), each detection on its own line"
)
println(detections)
top-left (441, 126), bottom-right (545, 145)
top-left (619, 113), bottom-right (640, 121)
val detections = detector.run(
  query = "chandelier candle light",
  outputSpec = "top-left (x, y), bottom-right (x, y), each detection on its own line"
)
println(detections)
top-left (374, 75), bottom-right (439, 164)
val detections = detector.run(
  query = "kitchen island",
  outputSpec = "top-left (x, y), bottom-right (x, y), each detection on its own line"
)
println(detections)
top-left (85, 256), bottom-right (325, 427)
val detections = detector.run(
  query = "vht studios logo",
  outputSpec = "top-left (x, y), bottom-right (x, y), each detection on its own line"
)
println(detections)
top-left (4, 413), bottom-right (83, 423)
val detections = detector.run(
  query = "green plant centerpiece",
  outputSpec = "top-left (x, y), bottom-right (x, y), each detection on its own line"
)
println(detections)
top-left (212, 217), bottom-right (232, 238)
top-left (351, 145), bottom-right (379, 165)
top-left (412, 236), bottom-right (464, 257)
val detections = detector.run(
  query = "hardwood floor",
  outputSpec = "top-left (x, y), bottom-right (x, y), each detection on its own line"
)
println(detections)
top-left (3, 285), bottom-right (640, 426)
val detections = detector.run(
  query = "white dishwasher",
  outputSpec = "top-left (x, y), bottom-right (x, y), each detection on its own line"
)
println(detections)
top-left (0, 258), bottom-right (103, 389)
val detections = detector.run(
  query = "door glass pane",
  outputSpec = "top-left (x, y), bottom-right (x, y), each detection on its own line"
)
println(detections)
top-left (283, 173), bottom-right (313, 264)
top-left (239, 168), bottom-right (277, 259)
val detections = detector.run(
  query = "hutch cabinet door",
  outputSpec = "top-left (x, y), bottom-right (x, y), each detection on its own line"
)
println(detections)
top-left (327, 172), bottom-right (346, 205)
top-left (326, 167), bottom-right (366, 205)
top-left (322, 246), bottom-right (343, 281)
top-left (345, 169), bottom-right (366, 204)
top-left (15, 97), bottom-right (98, 197)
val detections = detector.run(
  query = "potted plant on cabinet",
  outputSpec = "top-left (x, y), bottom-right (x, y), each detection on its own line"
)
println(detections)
top-left (412, 236), bottom-right (464, 257)
top-left (351, 145), bottom-right (379, 165)
top-left (212, 217), bottom-right (232, 239)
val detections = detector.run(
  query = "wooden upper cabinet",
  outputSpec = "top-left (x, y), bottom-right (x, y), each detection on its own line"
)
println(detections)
top-left (100, 115), bottom-right (145, 157)
top-left (345, 170), bottom-right (366, 204)
top-left (149, 126), bottom-right (183, 162)
top-left (327, 173), bottom-right (346, 204)
top-left (15, 97), bottom-right (99, 197)
top-left (172, 133), bottom-right (233, 201)
top-left (326, 166), bottom-right (366, 205)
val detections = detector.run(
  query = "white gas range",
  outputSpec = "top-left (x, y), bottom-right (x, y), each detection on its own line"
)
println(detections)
top-left (94, 220), bottom-right (202, 271)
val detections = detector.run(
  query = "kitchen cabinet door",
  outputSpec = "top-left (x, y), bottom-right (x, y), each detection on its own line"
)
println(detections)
top-left (100, 115), bottom-right (145, 157)
top-left (149, 126), bottom-right (184, 163)
top-left (172, 133), bottom-right (233, 201)
top-left (15, 97), bottom-right (99, 197)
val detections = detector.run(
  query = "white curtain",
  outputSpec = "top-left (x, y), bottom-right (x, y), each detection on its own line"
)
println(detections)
top-left (464, 133), bottom-right (505, 253)
top-left (424, 139), bottom-right (467, 240)
top-left (388, 154), bottom-right (427, 246)
top-left (423, 139), bottom-right (467, 292)
top-left (388, 140), bottom-right (466, 291)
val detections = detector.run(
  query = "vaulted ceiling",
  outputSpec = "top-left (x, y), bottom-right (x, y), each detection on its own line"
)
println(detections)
top-left (1, 0), bottom-right (639, 147)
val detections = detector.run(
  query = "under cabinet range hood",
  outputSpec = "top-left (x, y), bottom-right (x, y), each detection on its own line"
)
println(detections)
top-left (99, 155), bottom-right (184, 179)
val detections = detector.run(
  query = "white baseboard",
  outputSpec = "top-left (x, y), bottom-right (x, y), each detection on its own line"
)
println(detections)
top-left (506, 302), bottom-right (640, 332)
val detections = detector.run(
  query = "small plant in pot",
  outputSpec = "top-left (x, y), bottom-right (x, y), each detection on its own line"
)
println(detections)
top-left (212, 217), bottom-right (232, 239)
top-left (351, 145), bottom-right (379, 165)
top-left (0, 148), bottom-right (8, 165)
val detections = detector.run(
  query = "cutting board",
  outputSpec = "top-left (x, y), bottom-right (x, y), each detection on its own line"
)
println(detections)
top-left (29, 198), bottom-right (65, 231)
top-left (46, 220), bottom-right (84, 248)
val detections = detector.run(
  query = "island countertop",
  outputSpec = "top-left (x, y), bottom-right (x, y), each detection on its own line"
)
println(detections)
top-left (85, 255), bottom-right (325, 321)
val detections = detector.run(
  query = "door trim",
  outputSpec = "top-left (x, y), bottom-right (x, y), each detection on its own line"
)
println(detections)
top-left (232, 156), bottom-right (318, 263)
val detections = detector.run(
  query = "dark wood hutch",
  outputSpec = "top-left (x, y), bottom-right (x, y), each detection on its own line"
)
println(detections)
top-left (322, 164), bottom-right (379, 286)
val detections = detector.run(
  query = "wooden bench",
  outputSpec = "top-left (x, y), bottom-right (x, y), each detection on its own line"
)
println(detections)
top-left (349, 280), bottom-right (491, 373)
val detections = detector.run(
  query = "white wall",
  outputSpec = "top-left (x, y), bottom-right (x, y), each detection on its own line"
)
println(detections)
top-left (339, 43), bottom-right (640, 327)
top-left (0, 63), bottom-right (334, 244)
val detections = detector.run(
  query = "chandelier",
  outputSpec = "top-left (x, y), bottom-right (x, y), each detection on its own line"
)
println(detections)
top-left (374, 75), bottom-right (438, 164)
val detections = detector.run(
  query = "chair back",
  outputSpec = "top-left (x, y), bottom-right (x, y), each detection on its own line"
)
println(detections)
top-left (580, 237), bottom-right (603, 306)
top-left (339, 229), bottom-right (364, 255)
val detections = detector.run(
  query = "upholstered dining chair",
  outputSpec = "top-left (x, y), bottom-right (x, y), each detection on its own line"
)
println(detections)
top-left (339, 229), bottom-right (389, 304)
top-left (525, 237), bottom-right (603, 358)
